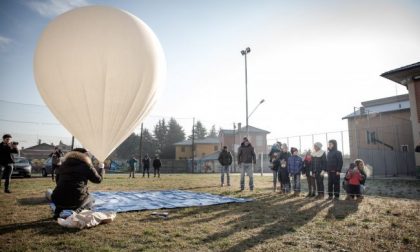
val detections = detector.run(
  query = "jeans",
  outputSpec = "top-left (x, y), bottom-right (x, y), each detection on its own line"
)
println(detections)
top-left (292, 174), bottom-right (301, 193)
top-left (328, 172), bottom-right (340, 198)
top-left (143, 167), bottom-right (150, 177)
top-left (272, 169), bottom-right (279, 189)
top-left (53, 194), bottom-right (95, 218)
top-left (129, 166), bottom-right (135, 178)
top-left (0, 164), bottom-right (13, 191)
top-left (154, 167), bottom-right (160, 177)
top-left (306, 173), bottom-right (316, 195)
top-left (240, 163), bottom-right (254, 190)
top-left (315, 171), bottom-right (324, 194)
top-left (52, 164), bottom-right (59, 181)
top-left (220, 165), bottom-right (230, 185)
top-left (348, 184), bottom-right (361, 199)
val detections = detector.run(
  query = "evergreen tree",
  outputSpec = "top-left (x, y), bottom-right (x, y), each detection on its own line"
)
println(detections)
top-left (153, 119), bottom-right (168, 154)
top-left (141, 129), bottom-right (158, 157)
top-left (208, 125), bottom-right (218, 138)
top-left (188, 120), bottom-right (207, 140)
top-left (161, 118), bottom-right (186, 158)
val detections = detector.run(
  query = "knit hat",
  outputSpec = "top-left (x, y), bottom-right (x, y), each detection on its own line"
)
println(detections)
top-left (281, 143), bottom-right (288, 149)
top-left (314, 142), bottom-right (323, 149)
top-left (291, 147), bottom-right (298, 154)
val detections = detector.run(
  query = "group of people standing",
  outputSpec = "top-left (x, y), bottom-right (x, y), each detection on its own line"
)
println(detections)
top-left (127, 154), bottom-right (162, 178)
top-left (218, 136), bottom-right (367, 200)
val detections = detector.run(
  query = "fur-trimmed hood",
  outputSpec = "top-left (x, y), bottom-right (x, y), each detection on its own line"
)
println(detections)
top-left (63, 151), bottom-right (93, 166)
top-left (311, 149), bottom-right (325, 158)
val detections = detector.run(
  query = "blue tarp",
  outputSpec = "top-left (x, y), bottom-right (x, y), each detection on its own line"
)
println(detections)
top-left (51, 190), bottom-right (253, 213)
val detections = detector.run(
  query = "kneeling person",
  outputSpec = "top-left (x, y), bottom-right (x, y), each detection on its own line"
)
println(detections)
top-left (51, 148), bottom-right (104, 219)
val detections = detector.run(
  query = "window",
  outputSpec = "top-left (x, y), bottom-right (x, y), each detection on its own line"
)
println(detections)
top-left (214, 145), bottom-right (218, 151)
top-left (181, 146), bottom-right (185, 152)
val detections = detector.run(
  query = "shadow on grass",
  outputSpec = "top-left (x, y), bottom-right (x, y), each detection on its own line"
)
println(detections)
top-left (204, 195), bottom-right (334, 251)
top-left (0, 218), bottom-right (80, 235)
top-left (325, 200), bottom-right (359, 221)
top-left (18, 197), bottom-right (49, 206)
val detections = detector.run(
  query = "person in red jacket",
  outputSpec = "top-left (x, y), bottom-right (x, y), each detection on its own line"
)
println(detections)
top-left (345, 164), bottom-right (363, 200)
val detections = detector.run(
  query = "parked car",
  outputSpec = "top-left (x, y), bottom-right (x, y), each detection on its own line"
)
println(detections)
top-left (12, 157), bottom-right (32, 178)
top-left (42, 157), bottom-right (54, 177)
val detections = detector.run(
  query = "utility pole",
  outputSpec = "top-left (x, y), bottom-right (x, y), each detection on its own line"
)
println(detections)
top-left (192, 117), bottom-right (195, 173)
top-left (139, 123), bottom-right (144, 175)
top-left (71, 136), bottom-right (75, 150)
top-left (241, 47), bottom-right (251, 137)
top-left (233, 122), bottom-right (236, 172)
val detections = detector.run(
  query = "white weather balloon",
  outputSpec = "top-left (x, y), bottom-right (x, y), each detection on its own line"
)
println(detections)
top-left (34, 6), bottom-right (165, 162)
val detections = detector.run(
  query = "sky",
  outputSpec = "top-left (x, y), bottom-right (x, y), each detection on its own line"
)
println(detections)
top-left (0, 0), bottom-right (419, 149)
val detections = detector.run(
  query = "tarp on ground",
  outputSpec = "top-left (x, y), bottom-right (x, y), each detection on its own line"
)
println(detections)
top-left (50, 190), bottom-right (253, 213)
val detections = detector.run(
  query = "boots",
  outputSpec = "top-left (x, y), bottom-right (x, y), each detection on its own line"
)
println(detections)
top-left (316, 193), bottom-right (324, 199)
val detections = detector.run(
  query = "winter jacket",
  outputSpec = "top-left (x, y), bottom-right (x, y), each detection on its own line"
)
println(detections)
top-left (49, 150), bottom-right (64, 165)
top-left (0, 142), bottom-right (18, 165)
top-left (287, 155), bottom-right (303, 175)
top-left (269, 146), bottom-right (280, 162)
top-left (51, 151), bottom-right (104, 208)
top-left (153, 158), bottom-right (162, 169)
top-left (142, 157), bottom-right (150, 168)
top-left (327, 140), bottom-right (343, 173)
top-left (272, 156), bottom-right (281, 171)
top-left (237, 143), bottom-right (256, 164)
top-left (302, 156), bottom-right (312, 176)
top-left (311, 150), bottom-right (327, 173)
top-left (359, 169), bottom-right (367, 185)
top-left (279, 151), bottom-right (291, 169)
top-left (127, 158), bottom-right (138, 168)
top-left (346, 169), bottom-right (362, 185)
top-left (218, 150), bottom-right (233, 166)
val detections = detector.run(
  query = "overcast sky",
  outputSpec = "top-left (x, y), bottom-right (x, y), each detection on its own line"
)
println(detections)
top-left (0, 0), bottom-right (419, 148)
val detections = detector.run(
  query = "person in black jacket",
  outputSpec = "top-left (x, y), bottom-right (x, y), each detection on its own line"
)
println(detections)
top-left (311, 142), bottom-right (327, 199)
top-left (278, 143), bottom-right (291, 193)
top-left (327, 139), bottom-right (343, 200)
top-left (218, 146), bottom-right (233, 186)
top-left (0, 134), bottom-right (19, 193)
top-left (153, 155), bottom-right (162, 178)
top-left (142, 154), bottom-right (150, 178)
top-left (51, 148), bottom-right (104, 219)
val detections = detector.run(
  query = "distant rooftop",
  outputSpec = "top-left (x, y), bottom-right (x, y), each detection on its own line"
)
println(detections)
top-left (174, 137), bottom-right (220, 146)
top-left (381, 62), bottom-right (420, 85)
top-left (343, 94), bottom-right (410, 119)
top-left (220, 125), bottom-right (270, 135)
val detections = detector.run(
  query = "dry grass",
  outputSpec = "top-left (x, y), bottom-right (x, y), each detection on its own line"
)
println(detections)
top-left (0, 173), bottom-right (419, 252)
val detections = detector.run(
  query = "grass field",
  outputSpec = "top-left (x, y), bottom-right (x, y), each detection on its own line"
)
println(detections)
top-left (0, 173), bottom-right (419, 252)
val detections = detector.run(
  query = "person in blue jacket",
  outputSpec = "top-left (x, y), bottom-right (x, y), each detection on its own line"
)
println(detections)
top-left (288, 147), bottom-right (303, 196)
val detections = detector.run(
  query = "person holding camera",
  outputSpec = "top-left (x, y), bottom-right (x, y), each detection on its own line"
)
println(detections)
top-left (0, 134), bottom-right (19, 193)
top-left (49, 146), bottom-right (64, 182)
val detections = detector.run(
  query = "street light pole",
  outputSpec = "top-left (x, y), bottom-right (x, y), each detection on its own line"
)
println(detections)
top-left (241, 47), bottom-right (251, 138)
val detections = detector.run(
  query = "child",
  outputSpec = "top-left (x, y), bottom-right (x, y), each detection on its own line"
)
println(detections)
top-left (288, 147), bottom-right (303, 196)
top-left (345, 163), bottom-right (363, 200)
top-left (279, 144), bottom-right (291, 193)
top-left (302, 150), bottom-right (316, 197)
top-left (342, 163), bottom-right (355, 195)
top-left (271, 152), bottom-right (281, 192)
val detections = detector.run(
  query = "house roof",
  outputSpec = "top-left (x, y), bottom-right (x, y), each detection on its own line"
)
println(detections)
top-left (380, 62), bottom-right (420, 85)
top-left (342, 94), bottom-right (410, 119)
top-left (174, 137), bottom-right (220, 146)
top-left (220, 125), bottom-right (270, 135)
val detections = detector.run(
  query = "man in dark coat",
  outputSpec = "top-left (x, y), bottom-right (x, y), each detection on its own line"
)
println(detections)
top-left (153, 155), bottom-right (162, 178)
top-left (237, 137), bottom-right (256, 191)
top-left (327, 139), bottom-right (343, 200)
top-left (0, 134), bottom-right (19, 193)
top-left (51, 148), bottom-right (104, 219)
top-left (142, 154), bottom-right (150, 178)
top-left (218, 146), bottom-right (233, 186)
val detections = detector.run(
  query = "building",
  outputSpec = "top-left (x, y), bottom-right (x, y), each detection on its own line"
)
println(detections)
top-left (174, 137), bottom-right (220, 160)
top-left (20, 141), bottom-right (71, 160)
top-left (381, 62), bottom-right (420, 178)
top-left (219, 124), bottom-right (270, 155)
top-left (342, 94), bottom-right (415, 176)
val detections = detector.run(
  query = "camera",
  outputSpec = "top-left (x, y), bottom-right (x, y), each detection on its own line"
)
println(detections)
top-left (12, 142), bottom-right (19, 145)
